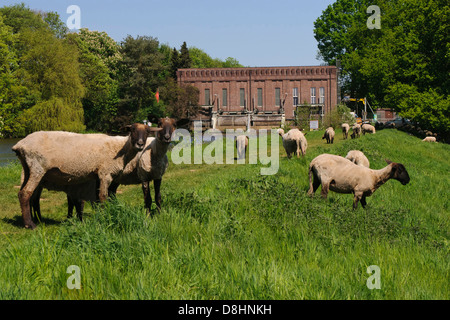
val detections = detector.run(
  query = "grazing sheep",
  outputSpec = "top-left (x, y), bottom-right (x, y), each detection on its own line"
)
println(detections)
top-left (12, 124), bottom-right (161, 229)
top-left (308, 154), bottom-right (410, 209)
top-left (235, 134), bottom-right (249, 160)
top-left (278, 128), bottom-right (308, 158)
top-left (351, 124), bottom-right (361, 139)
top-left (422, 136), bottom-right (437, 142)
top-left (322, 127), bottom-right (335, 144)
top-left (345, 150), bottom-right (370, 168)
top-left (362, 123), bottom-right (376, 135)
top-left (341, 123), bottom-right (350, 140)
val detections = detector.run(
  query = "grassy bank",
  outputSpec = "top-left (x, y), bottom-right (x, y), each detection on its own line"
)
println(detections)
top-left (0, 129), bottom-right (448, 299)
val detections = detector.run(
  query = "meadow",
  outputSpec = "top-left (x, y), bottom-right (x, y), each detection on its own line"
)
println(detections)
top-left (0, 129), bottom-right (448, 299)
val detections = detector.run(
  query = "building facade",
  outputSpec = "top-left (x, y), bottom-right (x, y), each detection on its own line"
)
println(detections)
top-left (177, 66), bottom-right (338, 130)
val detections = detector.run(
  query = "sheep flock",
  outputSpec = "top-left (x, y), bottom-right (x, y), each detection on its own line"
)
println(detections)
top-left (13, 118), bottom-right (415, 229)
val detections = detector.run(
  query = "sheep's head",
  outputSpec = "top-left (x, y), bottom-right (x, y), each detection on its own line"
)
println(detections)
top-left (386, 160), bottom-right (410, 185)
top-left (151, 117), bottom-right (189, 144)
top-left (277, 128), bottom-right (285, 137)
top-left (126, 123), bottom-right (162, 151)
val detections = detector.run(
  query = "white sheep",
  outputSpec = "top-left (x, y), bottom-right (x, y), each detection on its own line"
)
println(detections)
top-left (322, 127), bottom-right (335, 144)
top-left (422, 136), bottom-right (437, 142)
top-left (351, 124), bottom-right (361, 139)
top-left (12, 123), bottom-right (161, 229)
top-left (341, 123), bottom-right (350, 140)
top-left (278, 128), bottom-right (308, 158)
top-left (235, 134), bottom-right (249, 160)
top-left (345, 150), bottom-right (370, 168)
top-left (362, 123), bottom-right (376, 135)
top-left (308, 154), bottom-right (410, 209)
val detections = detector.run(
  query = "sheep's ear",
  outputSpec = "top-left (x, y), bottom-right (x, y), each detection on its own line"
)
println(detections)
top-left (385, 159), bottom-right (392, 164)
top-left (303, 132), bottom-right (307, 136)
top-left (120, 125), bottom-right (132, 132)
top-left (147, 126), bottom-right (163, 133)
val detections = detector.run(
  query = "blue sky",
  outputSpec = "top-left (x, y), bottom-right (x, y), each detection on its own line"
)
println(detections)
top-left (3, 0), bottom-right (336, 67)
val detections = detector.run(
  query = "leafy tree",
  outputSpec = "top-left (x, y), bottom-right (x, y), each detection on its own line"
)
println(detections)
top-left (314, 0), bottom-right (449, 139)
top-left (118, 35), bottom-right (166, 123)
top-left (67, 29), bottom-right (122, 132)
top-left (179, 41), bottom-right (191, 68)
top-left (160, 78), bottom-right (199, 120)
top-left (0, 14), bottom-right (27, 137)
top-left (169, 47), bottom-right (180, 79)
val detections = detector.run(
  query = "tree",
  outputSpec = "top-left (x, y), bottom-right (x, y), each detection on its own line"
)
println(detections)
top-left (160, 77), bottom-right (199, 120)
top-left (314, 0), bottom-right (449, 139)
top-left (169, 47), bottom-right (180, 79)
top-left (0, 14), bottom-right (27, 137)
top-left (118, 35), bottom-right (166, 124)
top-left (16, 28), bottom-right (85, 133)
top-left (67, 29), bottom-right (122, 132)
top-left (179, 41), bottom-right (191, 68)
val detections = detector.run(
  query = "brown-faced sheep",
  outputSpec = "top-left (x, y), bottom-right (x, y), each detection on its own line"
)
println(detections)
top-left (308, 154), bottom-right (410, 209)
top-left (12, 124), bottom-right (161, 229)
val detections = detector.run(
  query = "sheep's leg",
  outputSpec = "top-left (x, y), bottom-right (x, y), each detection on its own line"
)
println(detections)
top-left (98, 175), bottom-right (113, 203)
top-left (320, 181), bottom-right (330, 199)
top-left (154, 179), bottom-right (162, 211)
top-left (308, 167), bottom-right (321, 196)
top-left (108, 182), bottom-right (119, 199)
top-left (360, 196), bottom-right (367, 208)
top-left (75, 200), bottom-right (84, 221)
top-left (142, 181), bottom-right (152, 213)
top-left (31, 186), bottom-right (43, 222)
top-left (353, 192), bottom-right (363, 209)
top-left (67, 195), bottom-right (74, 218)
top-left (18, 172), bottom-right (44, 229)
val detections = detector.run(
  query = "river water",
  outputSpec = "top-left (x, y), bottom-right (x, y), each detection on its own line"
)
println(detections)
top-left (0, 138), bottom-right (20, 167)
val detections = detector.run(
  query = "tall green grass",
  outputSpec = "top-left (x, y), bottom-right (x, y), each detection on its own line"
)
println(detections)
top-left (0, 129), bottom-right (448, 299)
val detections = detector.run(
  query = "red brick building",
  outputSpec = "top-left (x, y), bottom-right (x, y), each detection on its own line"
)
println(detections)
top-left (177, 66), bottom-right (338, 129)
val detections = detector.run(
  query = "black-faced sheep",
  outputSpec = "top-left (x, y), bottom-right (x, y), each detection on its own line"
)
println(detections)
top-left (308, 154), bottom-right (410, 209)
top-left (12, 124), bottom-right (161, 229)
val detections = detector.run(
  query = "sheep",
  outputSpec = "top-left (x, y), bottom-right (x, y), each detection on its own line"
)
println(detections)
top-left (132, 117), bottom-right (185, 213)
top-left (345, 150), bottom-right (370, 168)
top-left (322, 127), bottom-right (335, 144)
top-left (362, 123), bottom-right (376, 135)
top-left (422, 136), bottom-right (437, 142)
top-left (12, 123), bottom-right (161, 229)
top-left (341, 123), bottom-right (350, 140)
top-left (351, 124), bottom-right (361, 139)
top-left (308, 154), bottom-right (410, 209)
top-left (277, 128), bottom-right (308, 158)
top-left (235, 134), bottom-right (249, 160)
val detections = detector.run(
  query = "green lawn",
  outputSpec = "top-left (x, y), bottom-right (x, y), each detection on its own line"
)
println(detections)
top-left (0, 129), bottom-right (448, 299)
